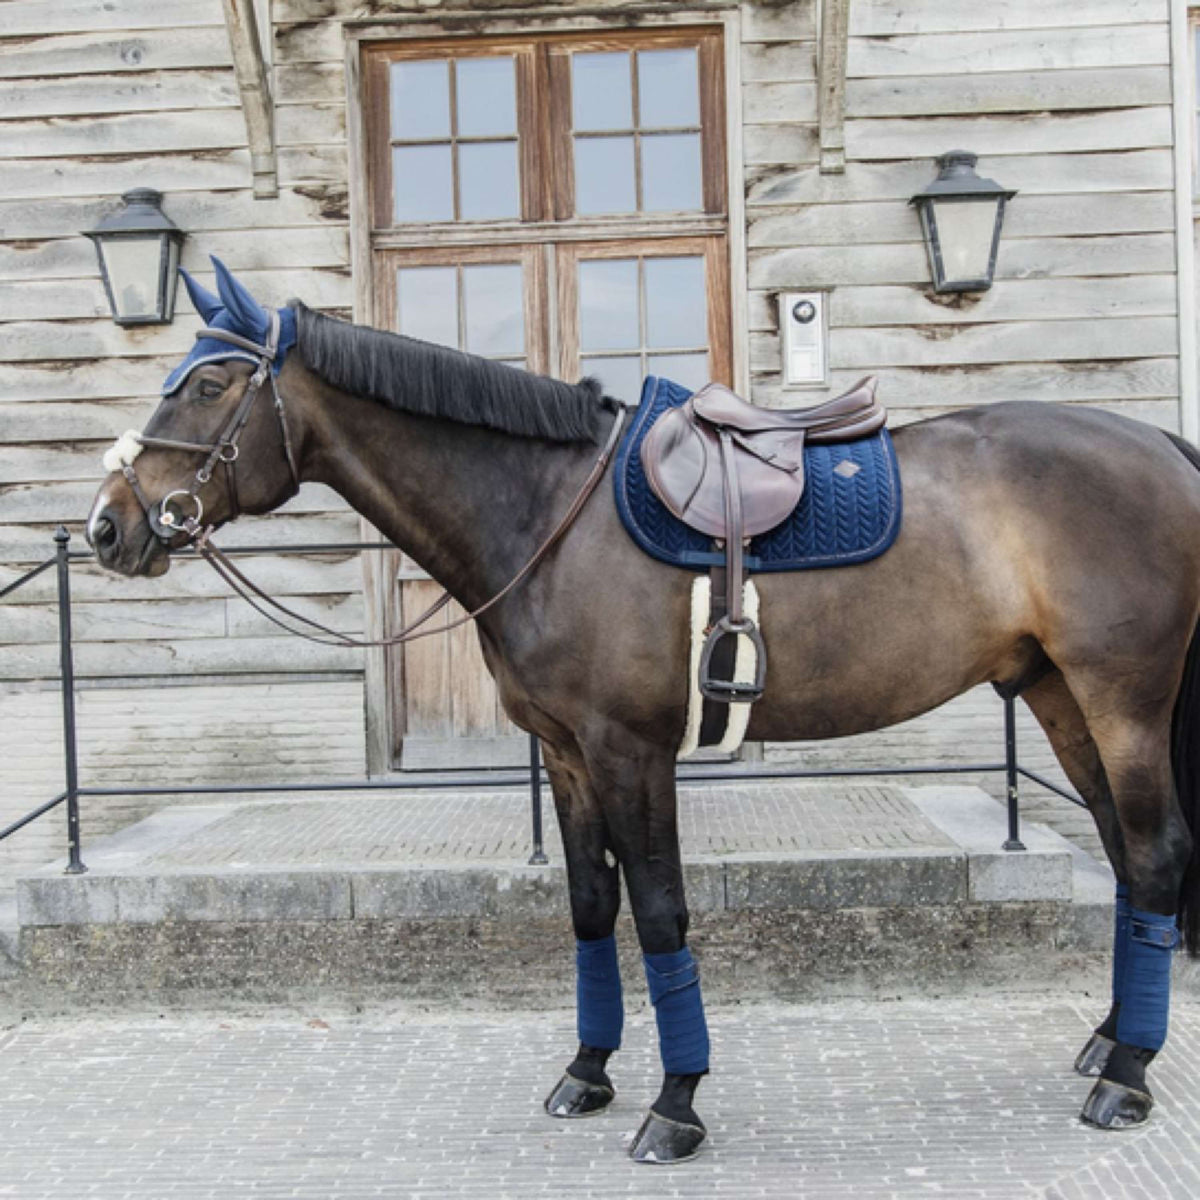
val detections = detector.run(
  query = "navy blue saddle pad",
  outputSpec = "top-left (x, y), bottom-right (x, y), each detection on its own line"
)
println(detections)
top-left (614, 376), bottom-right (902, 573)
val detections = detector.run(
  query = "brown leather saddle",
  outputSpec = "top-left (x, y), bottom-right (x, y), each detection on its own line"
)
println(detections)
top-left (640, 376), bottom-right (886, 703)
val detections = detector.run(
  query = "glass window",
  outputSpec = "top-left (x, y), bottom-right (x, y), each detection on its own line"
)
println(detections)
top-left (637, 48), bottom-right (700, 128)
top-left (396, 266), bottom-right (458, 347)
top-left (572, 52), bottom-right (632, 131)
top-left (569, 45), bottom-right (703, 215)
top-left (387, 54), bottom-right (520, 224)
top-left (463, 263), bottom-right (525, 359)
top-left (576, 252), bottom-right (710, 400)
top-left (395, 261), bottom-right (526, 368)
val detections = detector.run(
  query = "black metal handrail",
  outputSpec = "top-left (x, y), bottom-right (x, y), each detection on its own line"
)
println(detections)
top-left (1, 529), bottom-right (1086, 875)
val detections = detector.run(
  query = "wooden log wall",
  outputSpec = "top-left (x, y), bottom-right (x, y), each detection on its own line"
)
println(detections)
top-left (746, 0), bottom-right (1181, 426)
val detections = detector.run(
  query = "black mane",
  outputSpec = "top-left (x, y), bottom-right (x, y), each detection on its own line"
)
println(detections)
top-left (293, 303), bottom-right (608, 443)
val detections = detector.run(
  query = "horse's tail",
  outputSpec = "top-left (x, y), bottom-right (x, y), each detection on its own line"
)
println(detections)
top-left (1166, 431), bottom-right (1200, 955)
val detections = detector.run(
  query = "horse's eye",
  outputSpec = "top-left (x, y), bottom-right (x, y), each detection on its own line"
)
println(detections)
top-left (197, 379), bottom-right (225, 400)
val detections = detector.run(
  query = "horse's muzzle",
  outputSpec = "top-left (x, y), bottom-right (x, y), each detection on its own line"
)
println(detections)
top-left (87, 502), bottom-right (170, 577)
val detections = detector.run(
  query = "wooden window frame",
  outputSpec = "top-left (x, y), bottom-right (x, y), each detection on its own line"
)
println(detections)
top-left (363, 27), bottom-right (727, 236)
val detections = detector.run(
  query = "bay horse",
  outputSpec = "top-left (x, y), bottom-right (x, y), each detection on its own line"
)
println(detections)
top-left (87, 261), bottom-right (1199, 1161)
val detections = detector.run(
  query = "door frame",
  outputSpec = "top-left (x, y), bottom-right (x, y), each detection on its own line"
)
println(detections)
top-left (346, 7), bottom-right (747, 773)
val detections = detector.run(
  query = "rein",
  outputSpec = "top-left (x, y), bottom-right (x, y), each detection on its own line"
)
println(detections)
top-left (196, 404), bottom-right (626, 648)
top-left (115, 323), bottom-right (627, 649)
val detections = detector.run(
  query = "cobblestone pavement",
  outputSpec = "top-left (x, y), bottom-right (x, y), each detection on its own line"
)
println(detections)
top-left (0, 993), bottom-right (1197, 1199)
top-left (144, 783), bottom-right (953, 869)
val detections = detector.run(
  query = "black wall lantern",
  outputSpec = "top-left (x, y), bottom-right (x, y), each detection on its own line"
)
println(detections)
top-left (910, 151), bottom-right (1015, 294)
top-left (84, 189), bottom-right (186, 326)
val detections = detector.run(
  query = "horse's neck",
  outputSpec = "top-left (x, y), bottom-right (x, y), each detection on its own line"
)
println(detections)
top-left (300, 382), bottom-right (586, 609)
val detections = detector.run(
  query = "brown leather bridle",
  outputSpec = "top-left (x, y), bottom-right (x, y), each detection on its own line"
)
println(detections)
top-left (119, 311), bottom-right (299, 545)
top-left (119, 320), bottom-right (627, 649)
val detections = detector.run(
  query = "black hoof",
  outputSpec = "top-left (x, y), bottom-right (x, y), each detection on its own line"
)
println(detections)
top-left (544, 1072), bottom-right (614, 1118)
top-left (1080, 1077), bottom-right (1154, 1129)
top-left (1074, 1032), bottom-right (1115, 1077)
top-left (629, 1109), bottom-right (707, 1164)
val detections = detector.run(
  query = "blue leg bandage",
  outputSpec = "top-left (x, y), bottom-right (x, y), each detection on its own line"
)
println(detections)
top-left (576, 934), bottom-right (623, 1051)
top-left (1115, 907), bottom-right (1179, 1052)
top-left (1112, 883), bottom-right (1131, 1006)
top-left (643, 946), bottom-right (710, 1075)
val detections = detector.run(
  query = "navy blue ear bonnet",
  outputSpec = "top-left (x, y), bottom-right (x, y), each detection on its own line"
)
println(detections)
top-left (163, 256), bottom-right (297, 396)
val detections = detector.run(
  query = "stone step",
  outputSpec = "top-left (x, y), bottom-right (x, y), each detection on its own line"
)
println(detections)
top-left (9, 782), bottom-right (1115, 1010)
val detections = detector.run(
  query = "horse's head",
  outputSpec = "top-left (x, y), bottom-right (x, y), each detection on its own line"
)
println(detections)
top-left (87, 258), bottom-right (301, 575)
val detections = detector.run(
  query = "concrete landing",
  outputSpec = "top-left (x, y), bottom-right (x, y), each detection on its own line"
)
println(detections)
top-left (10, 782), bottom-right (1115, 1010)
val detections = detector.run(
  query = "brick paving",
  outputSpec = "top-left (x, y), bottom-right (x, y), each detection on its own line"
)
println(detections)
top-left (145, 782), bottom-right (955, 869)
top-left (0, 994), bottom-right (1197, 1199)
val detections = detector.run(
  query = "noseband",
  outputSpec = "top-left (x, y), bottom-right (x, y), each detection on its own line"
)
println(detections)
top-left (117, 310), bottom-right (300, 544)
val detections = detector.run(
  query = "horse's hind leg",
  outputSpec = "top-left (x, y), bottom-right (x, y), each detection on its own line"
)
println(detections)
top-left (1056, 698), bottom-right (1191, 1129)
top-left (1021, 670), bottom-right (1128, 1076)
top-left (540, 742), bottom-right (624, 1118)
top-left (580, 734), bottom-right (709, 1164)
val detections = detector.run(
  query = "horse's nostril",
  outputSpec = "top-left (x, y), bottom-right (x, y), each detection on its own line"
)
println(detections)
top-left (92, 515), bottom-right (119, 559)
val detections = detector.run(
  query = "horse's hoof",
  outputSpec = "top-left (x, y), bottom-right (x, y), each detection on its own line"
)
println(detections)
top-left (1080, 1077), bottom-right (1154, 1129)
top-left (629, 1109), bottom-right (706, 1164)
top-left (544, 1072), bottom-right (614, 1118)
top-left (1074, 1032), bottom-right (1116, 1077)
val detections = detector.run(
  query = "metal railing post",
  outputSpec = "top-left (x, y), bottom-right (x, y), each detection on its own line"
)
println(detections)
top-left (54, 526), bottom-right (87, 875)
top-left (1002, 694), bottom-right (1025, 852)
top-left (528, 733), bottom-right (548, 865)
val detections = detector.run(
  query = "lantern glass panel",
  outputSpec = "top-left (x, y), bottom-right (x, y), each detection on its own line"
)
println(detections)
top-left (99, 235), bottom-right (167, 322)
top-left (929, 196), bottom-right (1000, 288)
top-left (163, 236), bottom-right (182, 321)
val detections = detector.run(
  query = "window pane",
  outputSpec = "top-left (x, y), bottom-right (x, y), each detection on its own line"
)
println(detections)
top-left (579, 259), bottom-right (639, 351)
top-left (649, 353), bottom-right (709, 392)
top-left (457, 57), bottom-right (517, 138)
top-left (644, 256), bottom-right (706, 348)
top-left (390, 61), bottom-right (450, 140)
top-left (572, 52), bottom-right (632, 131)
top-left (574, 136), bottom-right (636, 215)
top-left (637, 48), bottom-right (699, 128)
top-left (459, 142), bottom-right (520, 220)
top-left (392, 144), bottom-right (454, 222)
top-left (581, 355), bottom-right (643, 403)
top-left (641, 133), bottom-right (702, 213)
top-left (396, 266), bottom-right (458, 347)
top-left (463, 263), bottom-right (525, 357)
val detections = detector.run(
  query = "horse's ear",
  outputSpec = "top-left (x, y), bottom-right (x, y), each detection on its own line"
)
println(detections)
top-left (179, 268), bottom-right (223, 323)
top-left (211, 255), bottom-right (269, 340)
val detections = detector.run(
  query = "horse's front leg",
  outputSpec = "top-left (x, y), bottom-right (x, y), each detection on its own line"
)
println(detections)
top-left (582, 734), bottom-right (710, 1164)
top-left (541, 742), bottom-right (625, 1118)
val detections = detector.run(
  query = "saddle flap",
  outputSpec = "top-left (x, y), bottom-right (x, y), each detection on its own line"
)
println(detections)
top-left (640, 403), bottom-right (807, 539)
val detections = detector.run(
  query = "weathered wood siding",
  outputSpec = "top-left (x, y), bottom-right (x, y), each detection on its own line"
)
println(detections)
top-left (0, 0), bottom-right (362, 696)
top-left (746, 0), bottom-right (1181, 428)
top-left (0, 0), bottom-right (1188, 862)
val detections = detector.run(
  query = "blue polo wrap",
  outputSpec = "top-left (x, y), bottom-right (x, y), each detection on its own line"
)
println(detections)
top-left (576, 934), bottom-right (623, 1051)
top-left (643, 946), bottom-right (710, 1075)
top-left (1116, 907), bottom-right (1179, 1052)
top-left (1111, 883), bottom-right (1132, 1006)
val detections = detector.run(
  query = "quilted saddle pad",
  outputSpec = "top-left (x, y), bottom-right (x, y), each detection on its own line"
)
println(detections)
top-left (614, 376), bottom-right (903, 573)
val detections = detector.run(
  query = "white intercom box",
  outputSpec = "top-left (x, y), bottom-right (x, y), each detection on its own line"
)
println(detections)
top-left (781, 291), bottom-right (828, 388)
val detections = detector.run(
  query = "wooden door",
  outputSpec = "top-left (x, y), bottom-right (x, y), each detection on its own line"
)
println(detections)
top-left (361, 28), bottom-right (731, 768)
top-left (374, 246), bottom-right (542, 769)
